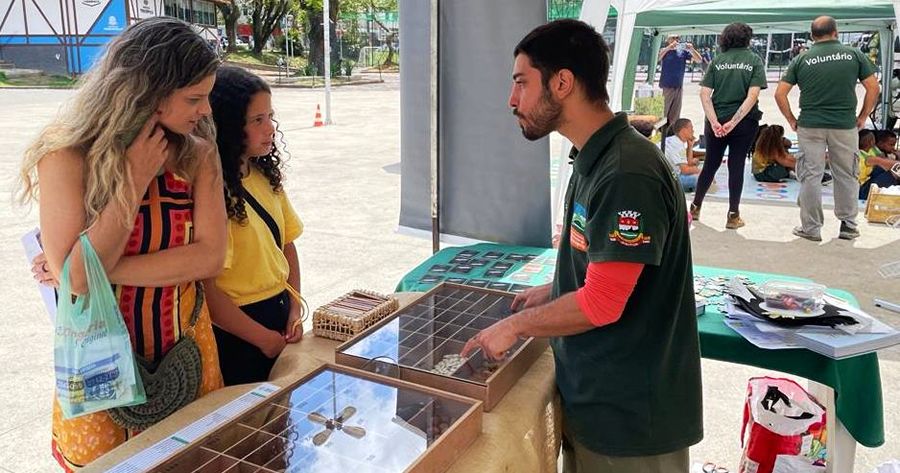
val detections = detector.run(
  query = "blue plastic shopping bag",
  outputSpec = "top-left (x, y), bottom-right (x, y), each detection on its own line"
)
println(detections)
top-left (54, 234), bottom-right (146, 419)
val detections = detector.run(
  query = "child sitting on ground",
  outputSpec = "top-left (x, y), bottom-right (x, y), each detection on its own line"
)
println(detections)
top-left (752, 124), bottom-right (797, 182)
top-left (664, 118), bottom-right (702, 192)
top-left (859, 129), bottom-right (900, 200)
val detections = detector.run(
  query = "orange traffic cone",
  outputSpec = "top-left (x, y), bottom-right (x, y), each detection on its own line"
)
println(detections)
top-left (313, 104), bottom-right (324, 127)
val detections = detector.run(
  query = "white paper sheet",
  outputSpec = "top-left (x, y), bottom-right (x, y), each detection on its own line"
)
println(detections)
top-left (724, 318), bottom-right (801, 350)
top-left (21, 228), bottom-right (56, 323)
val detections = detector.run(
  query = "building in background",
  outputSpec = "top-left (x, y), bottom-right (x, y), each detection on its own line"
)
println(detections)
top-left (0, 0), bottom-right (224, 75)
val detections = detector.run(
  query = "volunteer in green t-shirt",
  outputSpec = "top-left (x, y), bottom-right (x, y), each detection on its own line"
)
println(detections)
top-left (691, 22), bottom-right (767, 230)
top-left (774, 16), bottom-right (879, 242)
top-left (461, 19), bottom-right (702, 473)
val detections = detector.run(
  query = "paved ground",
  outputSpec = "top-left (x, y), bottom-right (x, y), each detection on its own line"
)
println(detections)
top-left (0, 73), bottom-right (897, 472)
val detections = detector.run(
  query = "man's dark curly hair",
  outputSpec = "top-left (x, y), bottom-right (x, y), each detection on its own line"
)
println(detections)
top-left (719, 22), bottom-right (753, 52)
top-left (209, 66), bottom-right (285, 224)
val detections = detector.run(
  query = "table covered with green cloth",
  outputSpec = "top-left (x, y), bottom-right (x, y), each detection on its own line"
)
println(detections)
top-left (396, 243), bottom-right (884, 448)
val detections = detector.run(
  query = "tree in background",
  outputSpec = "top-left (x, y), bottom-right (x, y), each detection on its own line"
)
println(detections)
top-left (216, 0), bottom-right (242, 52)
top-left (249, 0), bottom-right (293, 54)
top-left (341, 0), bottom-right (397, 68)
top-left (298, 0), bottom-right (340, 75)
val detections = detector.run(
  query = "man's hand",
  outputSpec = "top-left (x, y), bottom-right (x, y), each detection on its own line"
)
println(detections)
top-left (787, 117), bottom-right (798, 132)
top-left (510, 284), bottom-right (551, 312)
top-left (461, 318), bottom-right (519, 361)
top-left (856, 115), bottom-right (868, 130)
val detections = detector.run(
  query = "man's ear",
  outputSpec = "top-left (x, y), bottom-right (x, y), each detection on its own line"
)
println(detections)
top-left (552, 68), bottom-right (576, 101)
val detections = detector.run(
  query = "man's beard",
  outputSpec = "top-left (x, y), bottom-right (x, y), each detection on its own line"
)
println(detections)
top-left (513, 90), bottom-right (562, 141)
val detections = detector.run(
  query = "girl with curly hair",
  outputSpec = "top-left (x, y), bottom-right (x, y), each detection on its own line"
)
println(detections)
top-left (205, 66), bottom-right (305, 386)
top-left (20, 17), bottom-right (226, 470)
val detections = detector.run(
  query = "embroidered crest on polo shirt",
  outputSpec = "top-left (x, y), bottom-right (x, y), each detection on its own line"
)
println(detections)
top-left (570, 202), bottom-right (589, 252)
top-left (609, 210), bottom-right (651, 247)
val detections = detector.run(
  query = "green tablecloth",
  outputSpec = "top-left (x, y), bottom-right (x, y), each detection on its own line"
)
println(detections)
top-left (396, 243), bottom-right (884, 448)
top-left (396, 243), bottom-right (555, 292)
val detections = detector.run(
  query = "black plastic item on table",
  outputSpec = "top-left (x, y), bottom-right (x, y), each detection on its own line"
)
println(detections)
top-left (732, 288), bottom-right (859, 329)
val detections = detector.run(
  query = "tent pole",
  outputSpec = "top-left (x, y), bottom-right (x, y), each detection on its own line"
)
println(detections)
top-left (429, 0), bottom-right (440, 253)
top-left (621, 27), bottom-right (645, 111)
top-left (609, 12), bottom-right (636, 111)
top-left (646, 31), bottom-right (663, 85)
top-left (324, 0), bottom-right (333, 124)
top-left (879, 26), bottom-right (894, 130)
top-left (579, 0), bottom-right (611, 33)
top-left (765, 32), bottom-right (772, 70)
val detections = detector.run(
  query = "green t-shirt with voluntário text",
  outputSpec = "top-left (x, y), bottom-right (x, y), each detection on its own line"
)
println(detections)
top-left (782, 40), bottom-right (876, 129)
top-left (700, 47), bottom-right (767, 122)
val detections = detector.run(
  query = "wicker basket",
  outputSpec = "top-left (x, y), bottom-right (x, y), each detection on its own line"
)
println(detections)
top-left (313, 290), bottom-right (399, 341)
top-left (865, 185), bottom-right (900, 223)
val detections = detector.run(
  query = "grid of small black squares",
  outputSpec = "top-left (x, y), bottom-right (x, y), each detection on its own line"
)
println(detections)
top-left (150, 368), bottom-right (469, 473)
top-left (344, 285), bottom-right (525, 383)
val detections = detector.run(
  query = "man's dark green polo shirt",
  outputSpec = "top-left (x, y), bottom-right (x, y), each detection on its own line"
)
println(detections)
top-left (782, 39), bottom-right (876, 129)
top-left (551, 112), bottom-right (703, 456)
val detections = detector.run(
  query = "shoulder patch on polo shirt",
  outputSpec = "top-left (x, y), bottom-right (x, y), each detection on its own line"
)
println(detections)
top-left (609, 210), bottom-right (651, 247)
top-left (570, 202), bottom-right (588, 252)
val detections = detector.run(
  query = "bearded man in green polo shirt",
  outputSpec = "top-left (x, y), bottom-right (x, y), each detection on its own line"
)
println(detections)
top-left (775, 16), bottom-right (880, 242)
top-left (461, 19), bottom-right (702, 473)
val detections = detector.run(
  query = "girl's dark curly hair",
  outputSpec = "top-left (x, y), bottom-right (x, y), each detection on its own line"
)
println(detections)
top-left (209, 66), bottom-right (285, 224)
top-left (719, 22), bottom-right (753, 52)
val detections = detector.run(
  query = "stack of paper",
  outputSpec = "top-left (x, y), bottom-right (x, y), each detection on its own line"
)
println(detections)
top-left (789, 296), bottom-right (900, 359)
top-left (723, 288), bottom-right (900, 359)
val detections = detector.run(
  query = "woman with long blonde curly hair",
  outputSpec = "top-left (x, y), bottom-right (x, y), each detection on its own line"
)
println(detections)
top-left (19, 17), bottom-right (226, 470)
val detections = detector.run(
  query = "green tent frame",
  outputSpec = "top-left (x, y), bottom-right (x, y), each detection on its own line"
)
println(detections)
top-left (579, 0), bottom-right (899, 125)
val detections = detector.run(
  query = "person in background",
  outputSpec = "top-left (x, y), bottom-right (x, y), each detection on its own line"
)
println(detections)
top-left (631, 119), bottom-right (655, 138)
top-left (665, 118), bottom-right (702, 191)
top-left (752, 124), bottom-right (797, 182)
top-left (206, 66), bottom-right (305, 386)
top-left (658, 34), bottom-right (702, 129)
top-left (859, 129), bottom-right (900, 200)
top-left (700, 47), bottom-right (713, 74)
top-left (692, 22), bottom-right (767, 229)
top-left (775, 16), bottom-right (879, 241)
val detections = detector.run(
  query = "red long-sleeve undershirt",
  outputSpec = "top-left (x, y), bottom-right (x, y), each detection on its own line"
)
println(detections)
top-left (574, 261), bottom-right (644, 326)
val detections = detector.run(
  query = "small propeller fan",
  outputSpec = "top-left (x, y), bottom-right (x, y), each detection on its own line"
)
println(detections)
top-left (308, 405), bottom-right (367, 446)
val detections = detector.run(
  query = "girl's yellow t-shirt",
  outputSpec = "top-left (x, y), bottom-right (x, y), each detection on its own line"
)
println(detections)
top-left (216, 166), bottom-right (303, 306)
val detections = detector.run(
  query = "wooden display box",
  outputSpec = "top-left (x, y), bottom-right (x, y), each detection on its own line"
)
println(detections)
top-left (865, 185), bottom-right (900, 223)
top-left (147, 363), bottom-right (483, 473)
top-left (335, 283), bottom-right (549, 412)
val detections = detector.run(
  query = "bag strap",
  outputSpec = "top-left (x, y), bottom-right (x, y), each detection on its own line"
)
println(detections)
top-left (188, 283), bottom-right (204, 329)
top-left (243, 190), bottom-right (282, 248)
top-left (242, 189), bottom-right (307, 322)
